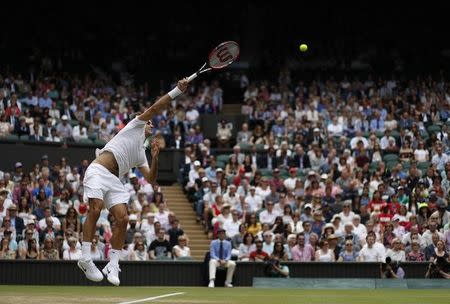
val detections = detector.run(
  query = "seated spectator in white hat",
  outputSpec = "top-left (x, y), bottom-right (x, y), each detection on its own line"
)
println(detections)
top-left (56, 115), bottom-right (73, 140)
top-left (244, 186), bottom-right (262, 212)
top-left (125, 214), bottom-right (141, 244)
top-left (352, 214), bottom-right (367, 240)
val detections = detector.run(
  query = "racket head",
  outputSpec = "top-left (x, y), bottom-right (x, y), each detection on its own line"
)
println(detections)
top-left (208, 41), bottom-right (240, 69)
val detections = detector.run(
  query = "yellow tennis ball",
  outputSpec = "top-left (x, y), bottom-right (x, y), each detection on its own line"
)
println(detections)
top-left (299, 44), bottom-right (308, 52)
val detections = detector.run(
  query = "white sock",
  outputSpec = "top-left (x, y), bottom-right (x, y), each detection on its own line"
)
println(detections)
top-left (82, 242), bottom-right (92, 260)
top-left (109, 249), bottom-right (121, 265)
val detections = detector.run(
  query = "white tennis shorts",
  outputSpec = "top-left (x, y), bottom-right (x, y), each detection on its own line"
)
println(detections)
top-left (83, 163), bottom-right (130, 209)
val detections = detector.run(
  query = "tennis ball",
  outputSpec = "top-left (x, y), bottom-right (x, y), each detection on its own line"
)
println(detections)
top-left (299, 44), bottom-right (308, 52)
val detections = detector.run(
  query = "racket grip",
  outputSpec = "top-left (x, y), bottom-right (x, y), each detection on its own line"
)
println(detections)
top-left (187, 73), bottom-right (198, 82)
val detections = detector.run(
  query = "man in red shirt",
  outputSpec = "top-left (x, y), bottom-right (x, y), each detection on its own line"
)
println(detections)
top-left (249, 239), bottom-right (269, 262)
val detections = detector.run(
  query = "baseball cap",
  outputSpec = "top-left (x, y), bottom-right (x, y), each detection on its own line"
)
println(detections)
top-left (61, 115), bottom-right (68, 120)
top-left (193, 160), bottom-right (201, 167)
top-left (397, 186), bottom-right (404, 191)
top-left (249, 186), bottom-right (256, 190)
top-left (216, 168), bottom-right (224, 173)
top-left (129, 173), bottom-right (137, 179)
top-left (273, 168), bottom-right (280, 172)
top-left (129, 214), bottom-right (138, 221)
top-left (41, 155), bottom-right (48, 160)
top-left (202, 177), bottom-right (209, 183)
top-left (15, 162), bottom-right (23, 168)
top-left (146, 212), bottom-right (155, 217)
top-left (320, 173), bottom-right (328, 179)
top-left (304, 203), bottom-right (313, 209)
top-left (392, 214), bottom-right (401, 221)
top-left (418, 202), bottom-right (428, 210)
top-left (0, 188), bottom-right (10, 195)
top-left (7, 204), bottom-right (17, 210)
top-left (313, 128), bottom-right (320, 132)
top-left (308, 171), bottom-right (316, 176)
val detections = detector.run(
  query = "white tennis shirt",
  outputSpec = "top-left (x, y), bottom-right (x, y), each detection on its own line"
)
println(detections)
top-left (98, 118), bottom-right (149, 176)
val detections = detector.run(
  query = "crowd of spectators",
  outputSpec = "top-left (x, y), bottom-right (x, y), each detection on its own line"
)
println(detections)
top-left (0, 71), bottom-right (223, 149)
top-left (0, 155), bottom-right (192, 261)
top-left (3, 66), bottom-right (450, 278)
top-left (182, 70), bottom-right (450, 276)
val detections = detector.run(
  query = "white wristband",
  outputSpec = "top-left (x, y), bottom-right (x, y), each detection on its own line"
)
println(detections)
top-left (168, 87), bottom-right (182, 99)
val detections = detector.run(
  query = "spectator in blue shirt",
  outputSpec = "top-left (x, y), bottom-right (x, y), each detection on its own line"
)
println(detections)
top-left (208, 228), bottom-right (236, 288)
top-left (38, 91), bottom-right (52, 109)
top-left (32, 177), bottom-right (53, 199)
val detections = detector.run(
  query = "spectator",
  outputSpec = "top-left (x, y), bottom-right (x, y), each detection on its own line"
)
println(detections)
top-left (39, 237), bottom-right (59, 260)
top-left (338, 239), bottom-right (359, 262)
top-left (167, 218), bottom-right (184, 249)
top-left (216, 119), bottom-right (232, 148)
top-left (172, 235), bottom-right (191, 260)
top-left (56, 115), bottom-right (73, 141)
top-left (0, 237), bottom-right (16, 259)
top-left (6, 204), bottom-right (24, 236)
top-left (63, 236), bottom-right (82, 260)
top-left (291, 232), bottom-right (315, 261)
top-left (73, 118), bottom-right (88, 142)
top-left (358, 234), bottom-right (385, 262)
top-left (26, 238), bottom-right (39, 259)
top-left (89, 238), bottom-right (104, 260)
top-left (130, 241), bottom-right (149, 261)
top-left (386, 238), bottom-right (406, 262)
top-left (149, 228), bottom-right (171, 260)
top-left (46, 127), bottom-right (61, 142)
top-left (315, 239), bottom-right (335, 262)
top-left (236, 123), bottom-right (252, 144)
top-left (406, 240), bottom-right (425, 262)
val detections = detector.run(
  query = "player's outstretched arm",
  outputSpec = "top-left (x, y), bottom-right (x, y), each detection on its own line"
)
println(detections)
top-left (137, 78), bottom-right (189, 122)
top-left (139, 139), bottom-right (160, 185)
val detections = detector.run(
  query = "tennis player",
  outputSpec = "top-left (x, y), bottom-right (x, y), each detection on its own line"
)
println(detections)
top-left (78, 78), bottom-right (189, 285)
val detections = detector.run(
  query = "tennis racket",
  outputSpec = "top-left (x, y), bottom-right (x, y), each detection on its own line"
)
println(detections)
top-left (187, 41), bottom-right (240, 82)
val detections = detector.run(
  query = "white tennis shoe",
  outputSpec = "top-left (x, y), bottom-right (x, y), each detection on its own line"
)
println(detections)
top-left (102, 262), bottom-right (121, 286)
top-left (78, 259), bottom-right (103, 282)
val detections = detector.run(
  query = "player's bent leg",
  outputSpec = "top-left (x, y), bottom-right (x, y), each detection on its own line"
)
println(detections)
top-left (78, 198), bottom-right (104, 282)
top-left (102, 203), bottom-right (128, 286)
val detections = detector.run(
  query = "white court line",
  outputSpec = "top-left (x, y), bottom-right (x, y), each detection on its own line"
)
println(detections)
top-left (118, 292), bottom-right (185, 304)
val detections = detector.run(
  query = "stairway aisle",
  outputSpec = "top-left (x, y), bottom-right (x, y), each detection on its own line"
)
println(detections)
top-left (161, 185), bottom-right (210, 261)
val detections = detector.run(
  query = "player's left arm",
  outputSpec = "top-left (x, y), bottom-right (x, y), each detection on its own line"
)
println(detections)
top-left (137, 78), bottom-right (189, 122)
top-left (138, 139), bottom-right (160, 185)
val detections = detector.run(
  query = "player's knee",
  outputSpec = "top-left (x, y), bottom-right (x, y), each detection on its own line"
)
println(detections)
top-left (88, 200), bottom-right (103, 217)
top-left (115, 214), bottom-right (129, 228)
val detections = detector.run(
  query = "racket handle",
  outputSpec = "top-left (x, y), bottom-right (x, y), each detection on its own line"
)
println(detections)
top-left (187, 73), bottom-right (198, 82)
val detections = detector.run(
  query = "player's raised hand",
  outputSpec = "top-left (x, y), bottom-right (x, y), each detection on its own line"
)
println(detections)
top-left (177, 78), bottom-right (189, 93)
top-left (151, 138), bottom-right (160, 158)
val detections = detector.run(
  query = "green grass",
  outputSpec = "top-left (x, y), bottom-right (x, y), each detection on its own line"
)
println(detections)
top-left (0, 285), bottom-right (449, 304)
